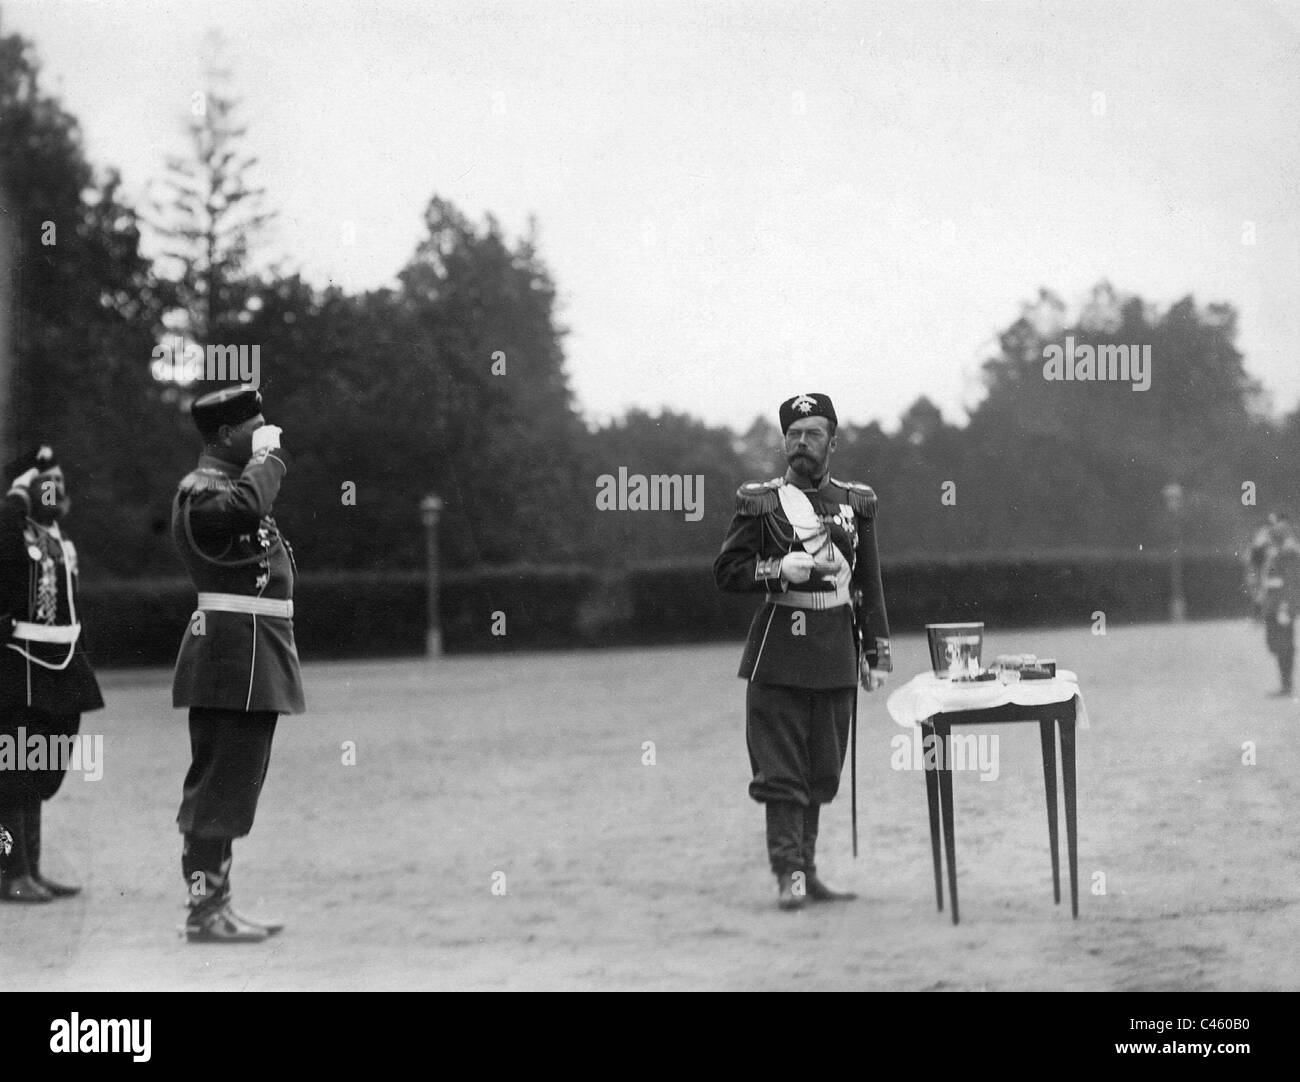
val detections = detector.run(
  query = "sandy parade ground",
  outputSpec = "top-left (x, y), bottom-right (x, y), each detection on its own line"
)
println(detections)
top-left (0, 617), bottom-right (1296, 992)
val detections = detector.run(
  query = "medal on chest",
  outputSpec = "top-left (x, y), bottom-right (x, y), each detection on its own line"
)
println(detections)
top-left (24, 526), bottom-right (61, 623)
top-left (824, 503), bottom-right (858, 548)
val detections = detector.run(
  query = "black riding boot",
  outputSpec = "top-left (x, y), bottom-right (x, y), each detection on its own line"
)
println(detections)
top-left (0, 806), bottom-right (52, 903)
top-left (182, 835), bottom-right (275, 943)
top-left (766, 801), bottom-right (805, 910)
top-left (802, 803), bottom-right (856, 902)
top-left (26, 800), bottom-right (81, 897)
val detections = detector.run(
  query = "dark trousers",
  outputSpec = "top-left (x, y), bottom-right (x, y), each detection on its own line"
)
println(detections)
top-left (0, 708), bottom-right (82, 881)
top-left (1266, 612), bottom-right (1295, 689)
top-left (746, 682), bottom-right (854, 875)
top-left (0, 707), bottom-right (82, 804)
top-left (176, 707), bottom-right (278, 839)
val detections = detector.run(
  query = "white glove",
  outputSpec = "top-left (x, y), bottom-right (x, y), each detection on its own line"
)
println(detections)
top-left (859, 653), bottom-right (887, 692)
top-left (7, 467), bottom-right (39, 497)
top-left (779, 551), bottom-right (815, 585)
top-left (252, 425), bottom-right (283, 455)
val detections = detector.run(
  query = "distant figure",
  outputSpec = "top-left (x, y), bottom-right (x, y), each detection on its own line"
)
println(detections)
top-left (1245, 512), bottom-right (1278, 621)
top-left (713, 392), bottom-right (890, 910)
top-left (1259, 512), bottom-right (1300, 697)
top-left (171, 385), bottom-right (305, 942)
top-left (0, 445), bottom-right (104, 903)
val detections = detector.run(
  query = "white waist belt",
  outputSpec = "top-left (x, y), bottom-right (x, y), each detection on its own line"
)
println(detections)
top-left (771, 587), bottom-right (851, 610)
top-left (11, 621), bottom-right (82, 644)
top-left (197, 593), bottom-right (294, 618)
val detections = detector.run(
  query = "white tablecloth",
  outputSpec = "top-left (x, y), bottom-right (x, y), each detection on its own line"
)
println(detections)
top-left (886, 670), bottom-right (1089, 730)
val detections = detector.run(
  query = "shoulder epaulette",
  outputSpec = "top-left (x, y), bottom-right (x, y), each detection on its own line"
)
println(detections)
top-left (735, 478), bottom-right (782, 516)
top-left (178, 468), bottom-right (236, 495)
top-left (831, 478), bottom-right (878, 517)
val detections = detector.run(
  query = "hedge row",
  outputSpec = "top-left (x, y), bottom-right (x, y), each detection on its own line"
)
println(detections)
top-left (74, 552), bottom-right (1251, 667)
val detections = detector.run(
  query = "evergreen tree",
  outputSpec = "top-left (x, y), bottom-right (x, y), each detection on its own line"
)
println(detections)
top-left (147, 36), bottom-right (273, 360)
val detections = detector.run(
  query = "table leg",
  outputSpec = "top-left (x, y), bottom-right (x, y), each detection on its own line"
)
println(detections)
top-left (922, 724), bottom-right (943, 912)
top-left (1060, 714), bottom-right (1078, 918)
top-left (1038, 718), bottom-right (1060, 905)
top-left (935, 719), bottom-right (958, 925)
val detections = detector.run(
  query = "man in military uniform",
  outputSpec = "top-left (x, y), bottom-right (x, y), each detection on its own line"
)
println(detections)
top-left (172, 385), bottom-right (305, 942)
top-left (714, 393), bottom-right (890, 910)
top-left (1259, 512), bottom-right (1300, 698)
top-left (0, 445), bottom-right (104, 902)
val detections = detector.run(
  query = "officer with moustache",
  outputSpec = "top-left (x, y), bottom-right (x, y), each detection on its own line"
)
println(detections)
top-left (0, 445), bottom-right (104, 902)
top-left (172, 385), bottom-right (305, 942)
top-left (713, 393), bottom-right (890, 910)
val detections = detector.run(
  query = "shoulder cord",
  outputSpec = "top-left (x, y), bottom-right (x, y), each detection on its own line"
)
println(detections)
top-left (763, 500), bottom-right (838, 563)
top-left (5, 529), bottom-right (78, 671)
top-left (182, 493), bottom-right (285, 568)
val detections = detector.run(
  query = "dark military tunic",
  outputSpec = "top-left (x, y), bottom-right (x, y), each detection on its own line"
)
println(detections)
top-left (0, 493), bottom-right (103, 805)
top-left (0, 495), bottom-right (103, 714)
top-left (713, 474), bottom-right (889, 688)
top-left (171, 452), bottom-right (305, 715)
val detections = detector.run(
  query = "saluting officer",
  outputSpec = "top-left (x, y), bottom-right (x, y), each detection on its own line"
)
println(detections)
top-left (713, 393), bottom-right (890, 910)
top-left (172, 385), bottom-right (305, 942)
top-left (0, 445), bottom-right (103, 902)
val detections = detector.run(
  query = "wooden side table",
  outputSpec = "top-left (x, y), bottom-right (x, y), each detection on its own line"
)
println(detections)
top-left (920, 698), bottom-right (1078, 925)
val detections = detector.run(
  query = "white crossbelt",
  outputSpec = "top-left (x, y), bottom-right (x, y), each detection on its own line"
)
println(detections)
top-left (773, 482), bottom-right (853, 610)
top-left (197, 592), bottom-right (294, 618)
top-left (11, 621), bottom-right (81, 644)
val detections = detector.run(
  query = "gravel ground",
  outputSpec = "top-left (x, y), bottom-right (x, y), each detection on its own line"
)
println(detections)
top-left (1, 617), bottom-right (1296, 991)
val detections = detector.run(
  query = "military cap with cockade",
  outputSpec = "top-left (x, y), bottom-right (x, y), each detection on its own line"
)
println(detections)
top-left (4, 443), bottom-right (59, 483)
top-left (779, 392), bottom-right (838, 434)
top-left (191, 385), bottom-right (263, 434)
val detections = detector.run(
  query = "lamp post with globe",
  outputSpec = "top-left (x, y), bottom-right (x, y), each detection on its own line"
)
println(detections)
top-left (420, 495), bottom-right (444, 656)
top-left (1163, 482), bottom-right (1186, 622)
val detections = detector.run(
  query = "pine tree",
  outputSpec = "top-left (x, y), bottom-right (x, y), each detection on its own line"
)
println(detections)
top-left (148, 36), bottom-right (274, 356)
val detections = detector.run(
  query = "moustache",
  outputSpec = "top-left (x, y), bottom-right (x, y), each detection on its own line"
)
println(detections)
top-left (31, 496), bottom-right (70, 522)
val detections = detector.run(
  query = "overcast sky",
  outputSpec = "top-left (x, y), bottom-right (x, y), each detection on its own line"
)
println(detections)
top-left (6, 0), bottom-right (1299, 432)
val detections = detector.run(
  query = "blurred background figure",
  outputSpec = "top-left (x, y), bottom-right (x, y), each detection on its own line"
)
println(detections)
top-left (1259, 512), bottom-right (1300, 698)
top-left (0, 445), bottom-right (104, 902)
top-left (1244, 512), bottom-right (1279, 621)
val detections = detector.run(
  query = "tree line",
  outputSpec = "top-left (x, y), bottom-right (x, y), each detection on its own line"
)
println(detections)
top-left (2, 20), bottom-right (1295, 583)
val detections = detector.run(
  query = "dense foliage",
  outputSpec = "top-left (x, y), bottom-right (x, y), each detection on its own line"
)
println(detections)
top-left (2, 21), bottom-right (1295, 585)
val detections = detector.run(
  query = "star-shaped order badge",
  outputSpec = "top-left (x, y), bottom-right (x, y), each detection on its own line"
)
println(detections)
top-left (793, 393), bottom-right (817, 414)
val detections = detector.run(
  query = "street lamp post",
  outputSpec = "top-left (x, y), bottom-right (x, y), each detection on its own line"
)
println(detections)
top-left (420, 495), bottom-right (444, 656)
top-left (1163, 482), bottom-right (1186, 622)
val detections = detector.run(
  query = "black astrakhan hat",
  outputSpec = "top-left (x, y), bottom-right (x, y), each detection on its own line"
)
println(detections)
top-left (191, 385), bottom-right (263, 433)
top-left (4, 443), bottom-right (59, 483)
top-left (779, 392), bottom-right (838, 434)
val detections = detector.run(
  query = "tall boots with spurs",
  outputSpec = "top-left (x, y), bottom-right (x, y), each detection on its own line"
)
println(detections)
top-left (182, 834), bottom-right (284, 942)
